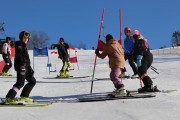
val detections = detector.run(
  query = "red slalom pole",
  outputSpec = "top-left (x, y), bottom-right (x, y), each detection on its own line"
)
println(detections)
top-left (120, 8), bottom-right (123, 45)
top-left (90, 8), bottom-right (105, 94)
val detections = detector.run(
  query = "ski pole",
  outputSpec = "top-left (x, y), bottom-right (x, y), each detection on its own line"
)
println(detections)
top-left (150, 66), bottom-right (159, 74)
top-left (150, 66), bottom-right (157, 70)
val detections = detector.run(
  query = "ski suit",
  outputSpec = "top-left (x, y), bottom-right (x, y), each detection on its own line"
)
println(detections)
top-left (133, 38), bottom-right (153, 88)
top-left (123, 36), bottom-right (138, 75)
top-left (57, 42), bottom-right (69, 62)
top-left (6, 41), bottom-right (36, 99)
top-left (2, 42), bottom-right (12, 73)
top-left (96, 39), bottom-right (125, 89)
top-left (57, 42), bottom-right (71, 77)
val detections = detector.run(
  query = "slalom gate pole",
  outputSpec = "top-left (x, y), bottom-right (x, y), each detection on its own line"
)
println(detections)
top-left (75, 50), bottom-right (79, 70)
top-left (90, 8), bottom-right (105, 94)
top-left (119, 8), bottom-right (123, 83)
top-left (119, 8), bottom-right (123, 44)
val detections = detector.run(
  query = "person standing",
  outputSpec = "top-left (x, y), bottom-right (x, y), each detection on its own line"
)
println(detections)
top-left (1, 37), bottom-right (12, 76)
top-left (5, 31), bottom-right (36, 104)
top-left (122, 27), bottom-right (138, 78)
top-left (57, 37), bottom-right (71, 78)
top-left (95, 34), bottom-right (126, 95)
top-left (133, 30), bottom-right (159, 93)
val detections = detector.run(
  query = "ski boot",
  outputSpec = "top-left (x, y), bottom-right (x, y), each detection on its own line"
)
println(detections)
top-left (64, 70), bottom-right (70, 78)
top-left (57, 70), bottom-right (66, 78)
top-left (4, 98), bottom-right (19, 105)
top-left (153, 85), bottom-right (161, 92)
top-left (138, 85), bottom-right (160, 93)
top-left (1, 72), bottom-right (11, 76)
top-left (112, 84), bottom-right (127, 97)
top-left (20, 96), bottom-right (34, 103)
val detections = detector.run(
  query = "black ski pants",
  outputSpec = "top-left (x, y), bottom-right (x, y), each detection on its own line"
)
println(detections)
top-left (2, 54), bottom-right (12, 73)
top-left (124, 53), bottom-right (138, 75)
top-left (138, 52), bottom-right (153, 87)
top-left (6, 66), bottom-right (36, 99)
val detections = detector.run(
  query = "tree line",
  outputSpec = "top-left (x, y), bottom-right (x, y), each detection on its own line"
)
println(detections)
top-left (24, 31), bottom-right (180, 49)
top-left (27, 31), bottom-right (86, 49)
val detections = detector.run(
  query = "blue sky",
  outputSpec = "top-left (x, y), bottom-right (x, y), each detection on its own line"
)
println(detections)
top-left (0, 0), bottom-right (180, 49)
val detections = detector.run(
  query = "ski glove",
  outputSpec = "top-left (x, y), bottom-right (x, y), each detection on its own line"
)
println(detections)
top-left (95, 49), bottom-right (99, 55)
top-left (136, 55), bottom-right (143, 67)
top-left (28, 66), bottom-right (34, 77)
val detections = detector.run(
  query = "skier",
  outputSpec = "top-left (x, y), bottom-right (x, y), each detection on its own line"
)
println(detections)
top-left (95, 34), bottom-right (126, 95)
top-left (1, 37), bottom-right (12, 76)
top-left (121, 27), bottom-right (138, 78)
top-left (57, 37), bottom-right (71, 78)
top-left (5, 31), bottom-right (36, 104)
top-left (133, 30), bottom-right (159, 93)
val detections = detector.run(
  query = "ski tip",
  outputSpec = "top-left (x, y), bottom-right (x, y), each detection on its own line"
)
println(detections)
top-left (161, 89), bottom-right (177, 93)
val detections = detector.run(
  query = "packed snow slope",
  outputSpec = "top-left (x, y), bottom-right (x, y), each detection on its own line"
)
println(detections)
top-left (0, 49), bottom-right (180, 120)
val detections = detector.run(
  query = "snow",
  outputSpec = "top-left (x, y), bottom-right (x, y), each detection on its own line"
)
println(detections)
top-left (1, 49), bottom-right (180, 120)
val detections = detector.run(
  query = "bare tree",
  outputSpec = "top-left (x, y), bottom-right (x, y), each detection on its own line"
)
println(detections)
top-left (27, 31), bottom-right (49, 49)
top-left (0, 22), bottom-right (5, 32)
top-left (171, 31), bottom-right (180, 46)
top-left (78, 41), bottom-right (86, 49)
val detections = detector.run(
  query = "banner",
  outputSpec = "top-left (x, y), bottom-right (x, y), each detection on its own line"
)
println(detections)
top-left (69, 57), bottom-right (78, 63)
top-left (51, 51), bottom-right (57, 54)
top-left (97, 39), bottom-right (105, 51)
top-left (0, 61), bottom-right (5, 73)
top-left (33, 47), bottom-right (48, 57)
top-left (33, 47), bottom-right (49, 72)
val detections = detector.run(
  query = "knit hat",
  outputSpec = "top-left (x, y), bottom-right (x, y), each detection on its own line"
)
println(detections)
top-left (106, 34), bottom-right (113, 41)
top-left (59, 37), bottom-right (64, 42)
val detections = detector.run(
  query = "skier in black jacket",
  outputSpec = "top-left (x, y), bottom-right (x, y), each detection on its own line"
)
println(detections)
top-left (57, 37), bottom-right (71, 78)
top-left (133, 30), bottom-right (159, 93)
top-left (5, 31), bottom-right (36, 104)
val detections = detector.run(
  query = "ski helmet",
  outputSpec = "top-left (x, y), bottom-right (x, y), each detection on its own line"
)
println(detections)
top-left (124, 27), bottom-right (131, 33)
top-left (19, 31), bottom-right (31, 40)
top-left (133, 30), bottom-right (140, 40)
top-left (133, 30), bottom-right (140, 35)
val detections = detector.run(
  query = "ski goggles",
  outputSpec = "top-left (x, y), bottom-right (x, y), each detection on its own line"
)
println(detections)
top-left (24, 32), bottom-right (31, 38)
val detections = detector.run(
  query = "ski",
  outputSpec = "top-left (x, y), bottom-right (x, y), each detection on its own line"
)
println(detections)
top-left (128, 89), bottom-right (177, 94)
top-left (130, 76), bottom-right (156, 79)
top-left (119, 75), bottom-right (131, 79)
top-left (43, 75), bottom-right (91, 79)
top-left (0, 99), bottom-right (52, 107)
top-left (95, 76), bottom-right (130, 81)
top-left (0, 102), bottom-right (52, 107)
top-left (95, 76), bottom-right (156, 81)
top-left (78, 92), bottom-right (156, 102)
